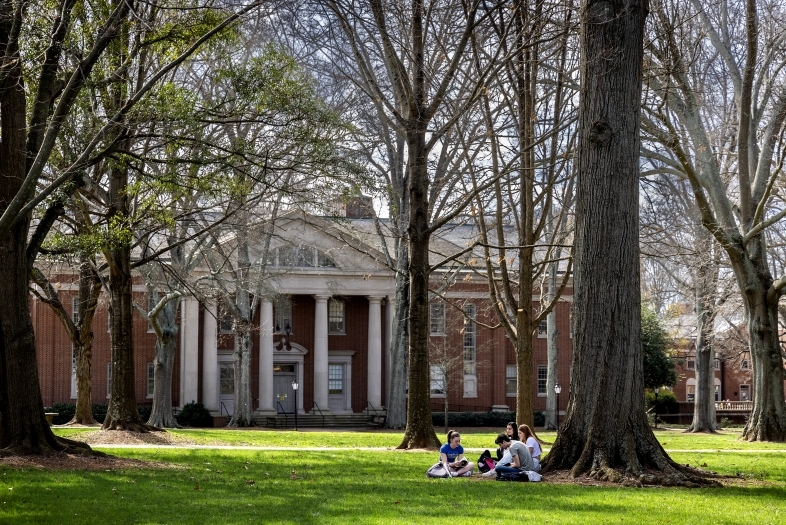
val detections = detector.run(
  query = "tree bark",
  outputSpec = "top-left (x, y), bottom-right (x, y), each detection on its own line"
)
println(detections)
top-left (102, 162), bottom-right (155, 432)
top-left (385, 242), bottom-right (409, 429)
top-left (542, 0), bottom-right (715, 486)
top-left (147, 297), bottom-right (181, 429)
top-left (228, 319), bottom-right (255, 427)
top-left (399, 130), bottom-right (440, 450)
top-left (0, 33), bottom-right (91, 454)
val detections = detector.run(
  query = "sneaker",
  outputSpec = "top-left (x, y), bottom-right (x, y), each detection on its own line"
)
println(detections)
top-left (461, 470), bottom-right (473, 477)
top-left (482, 470), bottom-right (496, 478)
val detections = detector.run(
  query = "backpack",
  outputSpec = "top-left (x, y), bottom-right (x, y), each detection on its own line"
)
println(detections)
top-left (496, 470), bottom-right (529, 482)
top-left (426, 462), bottom-right (451, 478)
top-left (477, 450), bottom-right (497, 473)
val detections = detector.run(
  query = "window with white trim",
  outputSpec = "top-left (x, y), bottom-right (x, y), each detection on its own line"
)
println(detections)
top-left (329, 299), bottom-right (345, 334)
top-left (328, 364), bottom-right (344, 394)
top-left (430, 303), bottom-right (445, 335)
top-left (714, 359), bottom-right (720, 370)
top-left (739, 384), bottom-right (750, 401)
top-left (72, 297), bottom-right (80, 324)
top-left (686, 358), bottom-right (695, 370)
top-left (686, 385), bottom-right (695, 402)
top-left (106, 362), bottom-right (112, 398)
top-left (70, 345), bottom-right (77, 399)
top-left (274, 296), bottom-right (292, 334)
top-left (741, 355), bottom-right (750, 370)
top-left (147, 363), bottom-right (155, 398)
top-left (537, 365), bottom-right (547, 395)
top-left (430, 365), bottom-right (445, 395)
top-left (463, 305), bottom-right (476, 375)
top-left (506, 365), bottom-right (516, 397)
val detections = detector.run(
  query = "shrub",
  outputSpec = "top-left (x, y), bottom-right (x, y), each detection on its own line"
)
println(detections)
top-left (176, 401), bottom-right (213, 427)
top-left (645, 389), bottom-right (679, 415)
top-left (44, 403), bottom-right (152, 425)
top-left (430, 410), bottom-right (544, 428)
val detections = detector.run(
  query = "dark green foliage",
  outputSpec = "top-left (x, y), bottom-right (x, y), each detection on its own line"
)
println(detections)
top-left (176, 401), bottom-right (214, 427)
top-left (645, 390), bottom-right (679, 414)
top-left (430, 410), bottom-right (544, 428)
top-left (45, 403), bottom-right (151, 425)
top-left (641, 306), bottom-right (678, 389)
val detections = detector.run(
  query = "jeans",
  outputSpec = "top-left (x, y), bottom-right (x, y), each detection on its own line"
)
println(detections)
top-left (494, 465), bottom-right (524, 476)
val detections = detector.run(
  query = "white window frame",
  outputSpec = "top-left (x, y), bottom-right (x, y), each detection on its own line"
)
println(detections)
top-left (72, 296), bottom-right (80, 324)
top-left (70, 345), bottom-right (77, 399)
top-left (274, 296), bottom-right (293, 334)
top-left (739, 384), bottom-right (750, 401)
top-left (328, 299), bottom-right (345, 334)
top-left (714, 359), bottom-right (720, 370)
top-left (106, 362), bottom-right (112, 399)
top-left (430, 365), bottom-right (445, 397)
top-left (328, 364), bottom-right (344, 395)
top-left (506, 364), bottom-right (516, 397)
top-left (463, 305), bottom-right (476, 375)
top-left (686, 358), bottom-right (695, 370)
top-left (537, 364), bottom-right (547, 396)
top-left (147, 362), bottom-right (155, 398)
top-left (430, 303), bottom-right (446, 336)
top-left (741, 357), bottom-right (750, 370)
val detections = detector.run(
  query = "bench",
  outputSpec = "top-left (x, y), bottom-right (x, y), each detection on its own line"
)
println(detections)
top-left (44, 412), bottom-right (59, 426)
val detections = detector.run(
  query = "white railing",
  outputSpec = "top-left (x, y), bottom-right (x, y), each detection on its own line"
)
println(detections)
top-left (715, 401), bottom-right (753, 411)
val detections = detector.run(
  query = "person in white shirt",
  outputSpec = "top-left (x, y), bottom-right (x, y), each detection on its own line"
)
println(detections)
top-left (518, 424), bottom-right (546, 472)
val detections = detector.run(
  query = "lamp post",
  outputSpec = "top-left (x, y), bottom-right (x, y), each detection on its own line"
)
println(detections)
top-left (291, 379), bottom-right (299, 431)
top-left (654, 387), bottom-right (660, 429)
top-left (554, 383), bottom-right (562, 430)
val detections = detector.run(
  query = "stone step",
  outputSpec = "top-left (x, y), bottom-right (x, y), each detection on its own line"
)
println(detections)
top-left (258, 413), bottom-right (386, 428)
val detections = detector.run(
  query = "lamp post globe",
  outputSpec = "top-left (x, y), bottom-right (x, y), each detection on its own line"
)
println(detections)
top-left (554, 383), bottom-right (562, 430)
top-left (291, 379), bottom-right (299, 431)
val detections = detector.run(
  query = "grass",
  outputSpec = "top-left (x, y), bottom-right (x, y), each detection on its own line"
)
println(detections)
top-left (0, 429), bottom-right (783, 524)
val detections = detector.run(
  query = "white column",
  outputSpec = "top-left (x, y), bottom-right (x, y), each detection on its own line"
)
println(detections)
top-left (313, 295), bottom-right (330, 412)
top-left (258, 300), bottom-right (275, 413)
top-left (180, 297), bottom-right (200, 407)
top-left (202, 301), bottom-right (219, 412)
top-left (385, 295), bottom-right (394, 406)
top-left (367, 296), bottom-right (383, 409)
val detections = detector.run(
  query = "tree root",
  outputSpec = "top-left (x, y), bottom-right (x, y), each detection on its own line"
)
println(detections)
top-left (102, 421), bottom-right (163, 433)
top-left (0, 436), bottom-right (104, 458)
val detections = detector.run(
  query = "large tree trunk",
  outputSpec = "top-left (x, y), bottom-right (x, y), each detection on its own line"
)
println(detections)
top-left (735, 241), bottom-right (786, 442)
top-left (686, 235), bottom-right (718, 433)
top-left (103, 163), bottom-right (153, 432)
top-left (398, 131), bottom-right (439, 450)
top-left (0, 46), bottom-right (90, 454)
top-left (228, 320), bottom-right (255, 426)
top-left (544, 263), bottom-right (559, 430)
top-left (542, 0), bottom-right (714, 486)
top-left (147, 299), bottom-right (181, 428)
top-left (72, 258), bottom-right (101, 425)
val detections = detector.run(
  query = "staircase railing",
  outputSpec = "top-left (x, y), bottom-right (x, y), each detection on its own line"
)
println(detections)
top-left (276, 402), bottom-right (290, 427)
top-left (311, 402), bottom-right (325, 427)
top-left (367, 402), bottom-right (386, 427)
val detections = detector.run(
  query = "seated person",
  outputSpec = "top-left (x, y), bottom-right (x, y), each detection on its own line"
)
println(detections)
top-left (440, 430), bottom-right (475, 476)
top-left (518, 424), bottom-right (545, 472)
top-left (496, 421), bottom-right (519, 460)
top-left (494, 433), bottom-right (535, 475)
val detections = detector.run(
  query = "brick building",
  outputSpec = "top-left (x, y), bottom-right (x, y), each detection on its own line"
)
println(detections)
top-left (31, 212), bottom-right (574, 419)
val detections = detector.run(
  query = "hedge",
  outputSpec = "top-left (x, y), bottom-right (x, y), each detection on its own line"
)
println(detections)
top-left (45, 403), bottom-right (152, 425)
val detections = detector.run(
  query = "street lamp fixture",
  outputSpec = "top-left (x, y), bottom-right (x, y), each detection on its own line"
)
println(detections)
top-left (291, 379), bottom-right (299, 431)
top-left (554, 383), bottom-right (562, 430)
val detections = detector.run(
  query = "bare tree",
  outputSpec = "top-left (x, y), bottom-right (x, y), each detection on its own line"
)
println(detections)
top-left (542, 0), bottom-right (716, 486)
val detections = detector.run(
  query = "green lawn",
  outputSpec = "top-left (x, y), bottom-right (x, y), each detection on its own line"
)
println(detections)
top-left (0, 429), bottom-right (783, 524)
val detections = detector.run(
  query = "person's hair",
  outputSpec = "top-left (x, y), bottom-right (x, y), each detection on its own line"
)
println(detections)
top-left (506, 422), bottom-right (517, 433)
top-left (518, 424), bottom-right (550, 445)
top-left (447, 430), bottom-right (460, 442)
top-left (494, 433), bottom-right (511, 445)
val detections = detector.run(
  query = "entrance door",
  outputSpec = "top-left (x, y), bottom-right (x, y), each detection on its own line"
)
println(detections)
top-left (219, 362), bottom-right (234, 416)
top-left (328, 363), bottom-right (347, 413)
top-left (273, 364), bottom-right (296, 413)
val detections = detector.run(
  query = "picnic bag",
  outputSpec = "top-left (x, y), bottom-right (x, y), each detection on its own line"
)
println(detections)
top-left (496, 470), bottom-right (529, 482)
top-left (477, 450), bottom-right (497, 473)
top-left (426, 462), bottom-right (450, 478)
